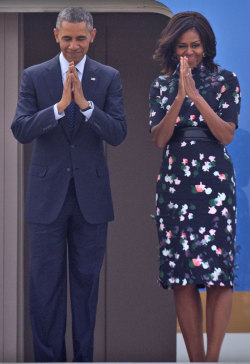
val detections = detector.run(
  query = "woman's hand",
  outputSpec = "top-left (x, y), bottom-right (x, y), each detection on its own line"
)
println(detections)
top-left (180, 56), bottom-right (199, 101)
top-left (177, 57), bottom-right (187, 101)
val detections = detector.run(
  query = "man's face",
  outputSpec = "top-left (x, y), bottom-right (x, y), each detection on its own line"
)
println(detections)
top-left (54, 20), bottom-right (96, 64)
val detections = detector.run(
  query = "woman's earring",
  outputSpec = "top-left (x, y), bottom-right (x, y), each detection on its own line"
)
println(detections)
top-left (203, 52), bottom-right (206, 58)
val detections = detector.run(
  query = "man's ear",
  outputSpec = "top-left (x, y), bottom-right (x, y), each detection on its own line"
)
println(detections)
top-left (90, 28), bottom-right (97, 43)
top-left (53, 28), bottom-right (60, 43)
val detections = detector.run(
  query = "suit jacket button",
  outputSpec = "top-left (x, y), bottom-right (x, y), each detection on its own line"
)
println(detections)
top-left (71, 144), bottom-right (75, 148)
top-left (66, 168), bottom-right (71, 172)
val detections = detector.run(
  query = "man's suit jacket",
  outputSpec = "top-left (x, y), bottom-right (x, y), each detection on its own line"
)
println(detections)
top-left (12, 55), bottom-right (126, 224)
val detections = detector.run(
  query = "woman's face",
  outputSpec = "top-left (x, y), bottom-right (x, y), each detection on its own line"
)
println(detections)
top-left (175, 28), bottom-right (204, 69)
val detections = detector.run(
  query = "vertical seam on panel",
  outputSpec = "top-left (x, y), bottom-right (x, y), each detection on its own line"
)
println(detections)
top-left (0, 13), bottom-right (5, 361)
top-left (17, 14), bottom-right (24, 361)
top-left (3, 13), bottom-right (6, 360)
top-left (104, 15), bottom-right (108, 362)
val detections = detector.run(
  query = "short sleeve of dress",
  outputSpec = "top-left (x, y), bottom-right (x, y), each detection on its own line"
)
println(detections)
top-left (149, 77), bottom-right (166, 132)
top-left (217, 70), bottom-right (241, 127)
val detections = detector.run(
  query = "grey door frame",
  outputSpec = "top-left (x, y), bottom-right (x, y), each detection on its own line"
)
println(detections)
top-left (0, 13), bottom-right (23, 362)
top-left (0, 1), bottom-right (173, 362)
top-left (0, 0), bottom-right (172, 17)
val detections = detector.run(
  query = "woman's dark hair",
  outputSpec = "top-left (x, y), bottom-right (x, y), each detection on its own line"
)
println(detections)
top-left (154, 11), bottom-right (218, 74)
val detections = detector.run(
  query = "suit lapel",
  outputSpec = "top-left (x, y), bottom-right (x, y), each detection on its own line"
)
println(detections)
top-left (44, 55), bottom-right (63, 104)
top-left (82, 56), bottom-right (99, 99)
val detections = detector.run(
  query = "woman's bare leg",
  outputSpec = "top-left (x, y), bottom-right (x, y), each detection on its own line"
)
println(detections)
top-left (206, 286), bottom-right (232, 362)
top-left (173, 284), bottom-right (205, 362)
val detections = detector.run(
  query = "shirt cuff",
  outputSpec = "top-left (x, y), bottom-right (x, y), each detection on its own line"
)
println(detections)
top-left (80, 105), bottom-right (94, 122)
top-left (54, 104), bottom-right (65, 120)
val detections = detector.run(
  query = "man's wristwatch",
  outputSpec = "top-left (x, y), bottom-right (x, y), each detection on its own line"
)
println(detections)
top-left (80, 101), bottom-right (94, 112)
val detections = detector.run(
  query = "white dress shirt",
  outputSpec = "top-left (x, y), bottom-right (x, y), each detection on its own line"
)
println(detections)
top-left (54, 52), bottom-right (94, 121)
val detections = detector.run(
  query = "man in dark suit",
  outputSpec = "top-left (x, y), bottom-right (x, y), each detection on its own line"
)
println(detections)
top-left (11, 7), bottom-right (126, 362)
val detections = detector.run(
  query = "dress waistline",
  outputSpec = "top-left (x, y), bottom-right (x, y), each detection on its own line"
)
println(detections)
top-left (170, 127), bottom-right (219, 142)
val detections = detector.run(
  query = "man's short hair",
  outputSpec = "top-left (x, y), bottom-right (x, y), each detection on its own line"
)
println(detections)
top-left (56, 7), bottom-right (94, 31)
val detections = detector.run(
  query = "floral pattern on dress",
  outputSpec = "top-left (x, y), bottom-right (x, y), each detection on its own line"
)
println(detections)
top-left (149, 63), bottom-right (241, 289)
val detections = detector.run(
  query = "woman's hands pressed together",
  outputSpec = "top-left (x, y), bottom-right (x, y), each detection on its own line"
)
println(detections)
top-left (178, 56), bottom-right (199, 102)
top-left (151, 56), bottom-right (202, 149)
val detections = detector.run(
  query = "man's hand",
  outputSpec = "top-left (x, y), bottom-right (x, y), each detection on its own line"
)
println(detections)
top-left (57, 64), bottom-right (74, 114)
top-left (57, 61), bottom-right (89, 114)
top-left (70, 62), bottom-right (89, 110)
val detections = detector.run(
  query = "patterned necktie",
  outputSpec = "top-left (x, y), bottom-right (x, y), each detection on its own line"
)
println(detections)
top-left (65, 100), bottom-right (76, 128)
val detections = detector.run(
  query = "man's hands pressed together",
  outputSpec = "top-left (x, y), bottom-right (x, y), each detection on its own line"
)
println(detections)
top-left (57, 61), bottom-right (89, 114)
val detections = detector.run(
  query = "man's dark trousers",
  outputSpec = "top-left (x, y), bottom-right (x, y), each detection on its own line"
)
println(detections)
top-left (29, 179), bottom-right (107, 362)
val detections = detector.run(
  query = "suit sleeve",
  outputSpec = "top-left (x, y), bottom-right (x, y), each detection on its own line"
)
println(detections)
top-left (11, 68), bottom-right (58, 144)
top-left (86, 70), bottom-right (127, 146)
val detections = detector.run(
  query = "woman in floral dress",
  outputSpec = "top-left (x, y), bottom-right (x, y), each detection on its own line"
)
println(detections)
top-left (149, 11), bottom-right (241, 362)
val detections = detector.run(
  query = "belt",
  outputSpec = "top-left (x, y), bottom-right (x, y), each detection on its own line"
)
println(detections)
top-left (171, 127), bottom-right (218, 142)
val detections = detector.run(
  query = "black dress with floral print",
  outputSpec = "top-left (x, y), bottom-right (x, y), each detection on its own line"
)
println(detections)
top-left (149, 63), bottom-right (241, 289)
